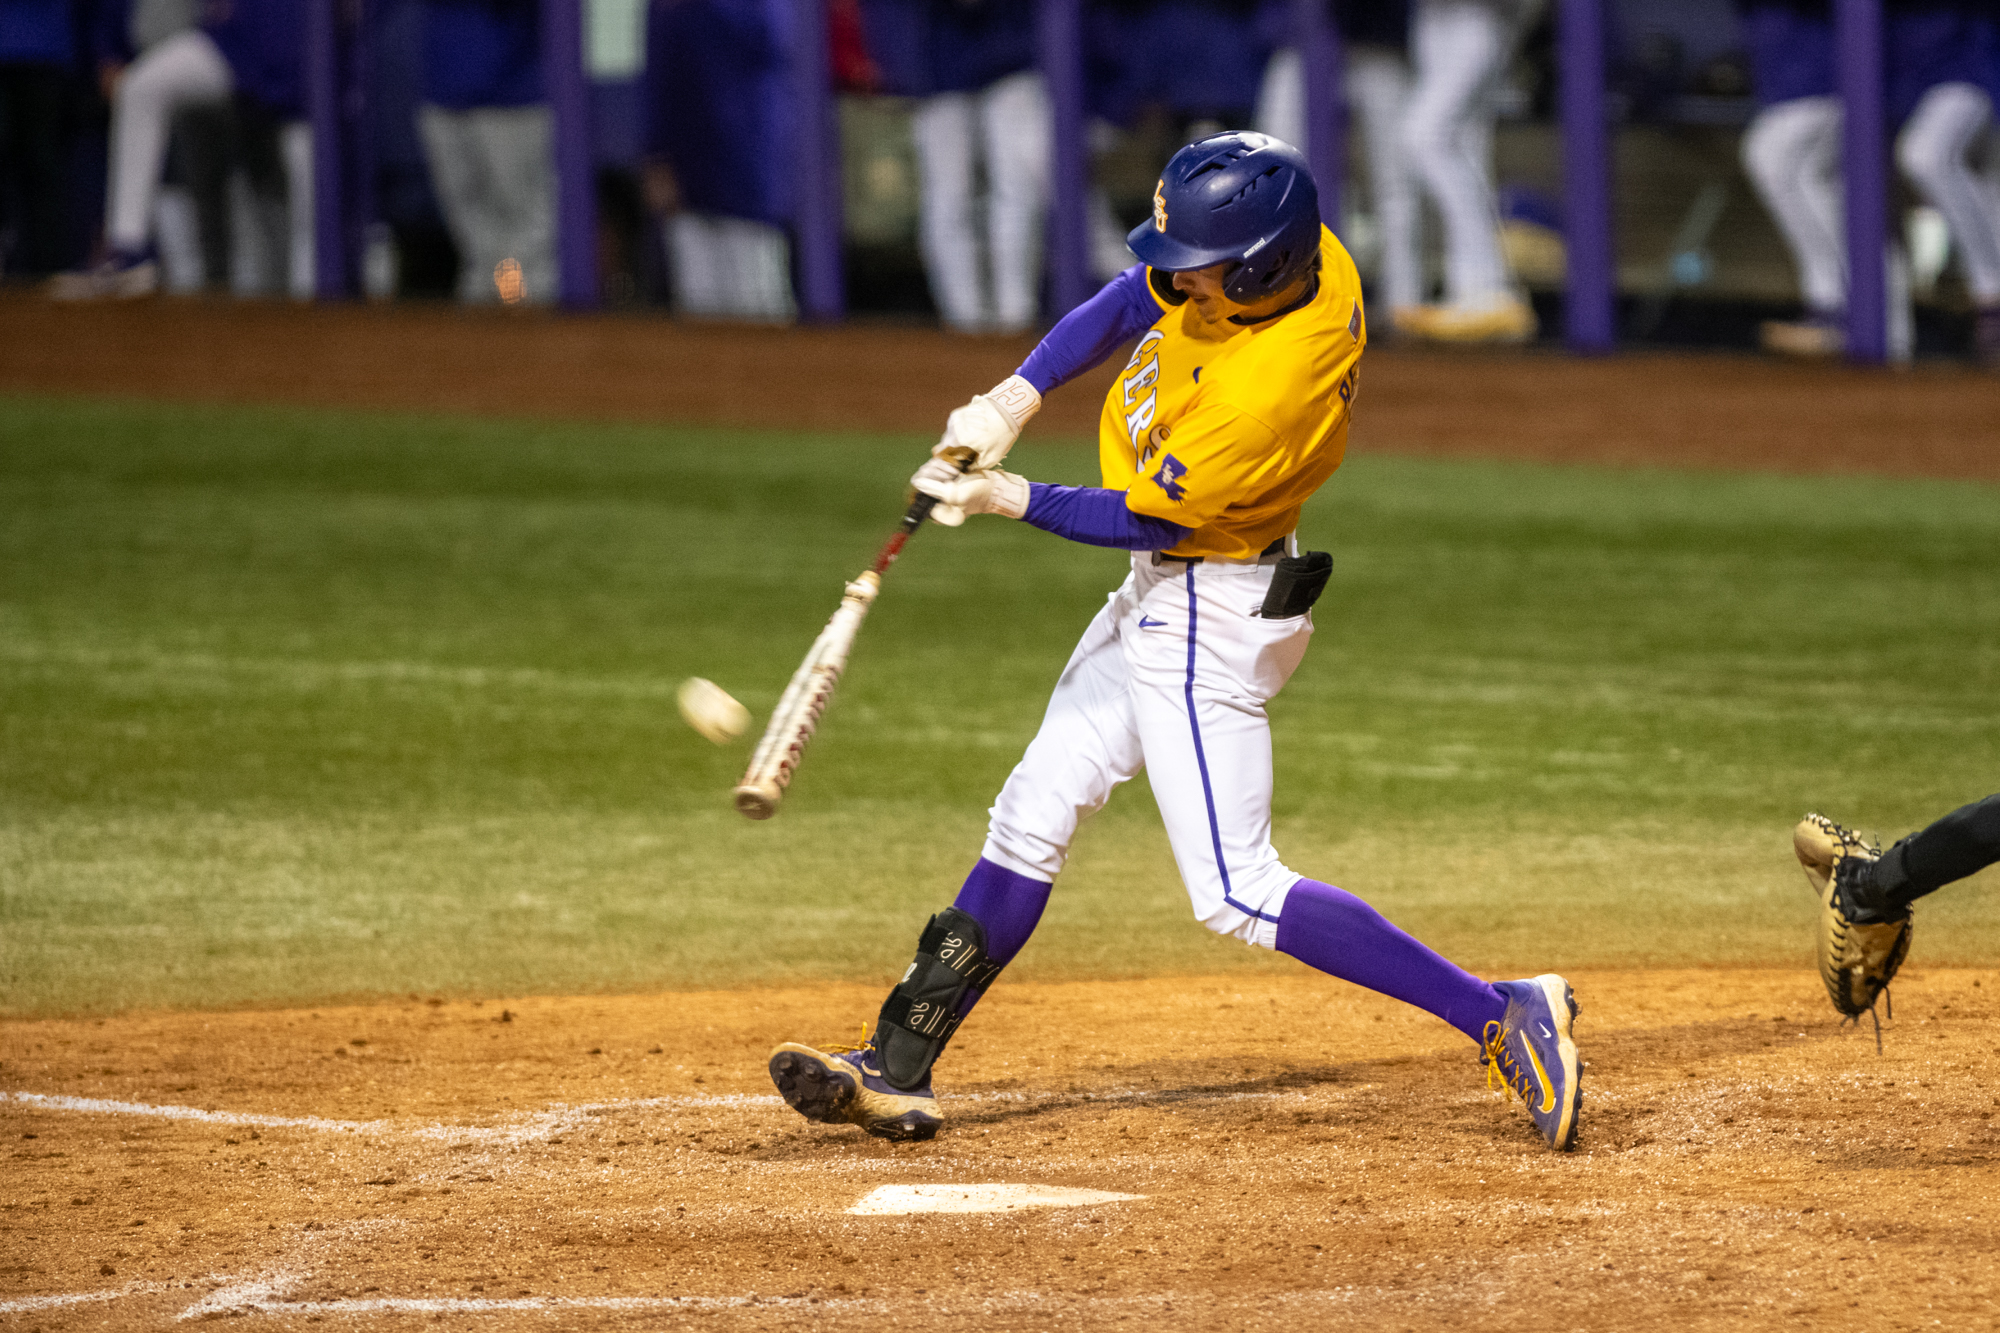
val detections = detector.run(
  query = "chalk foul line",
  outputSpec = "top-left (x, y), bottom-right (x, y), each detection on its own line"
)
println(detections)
top-left (0, 1089), bottom-right (780, 1144)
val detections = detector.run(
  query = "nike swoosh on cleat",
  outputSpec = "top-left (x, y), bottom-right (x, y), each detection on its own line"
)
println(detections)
top-left (1519, 1036), bottom-right (1556, 1114)
top-left (1537, 1022), bottom-right (1553, 1039)
top-left (1138, 616), bottom-right (1168, 628)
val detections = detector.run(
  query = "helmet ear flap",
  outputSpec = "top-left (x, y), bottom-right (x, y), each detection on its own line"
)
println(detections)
top-left (1220, 212), bottom-right (1321, 303)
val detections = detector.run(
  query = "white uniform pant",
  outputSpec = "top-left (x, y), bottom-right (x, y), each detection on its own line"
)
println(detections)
top-left (1896, 83), bottom-right (2000, 303)
top-left (106, 28), bottom-right (233, 254)
top-left (911, 70), bottom-right (1050, 333)
top-left (665, 212), bottom-right (796, 322)
top-left (227, 120), bottom-right (314, 299)
top-left (418, 103), bottom-right (556, 305)
top-left (1257, 43), bottom-right (1422, 310)
top-left (1745, 84), bottom-right (2000, 312)
top-left (1404, 0), bottom-right (1528, 306)
top-left (981, 554), bottom-right (1312, 949)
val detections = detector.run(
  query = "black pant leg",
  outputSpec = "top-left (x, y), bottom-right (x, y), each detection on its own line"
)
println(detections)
top-left (1871, 793), bottom-right (2000, 906)
top-left (0, 63), bottom-right (71, 275)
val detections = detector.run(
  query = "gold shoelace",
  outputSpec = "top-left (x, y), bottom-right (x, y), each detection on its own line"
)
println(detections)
top-left (1482, 1020), bottom-right (1531, 1104)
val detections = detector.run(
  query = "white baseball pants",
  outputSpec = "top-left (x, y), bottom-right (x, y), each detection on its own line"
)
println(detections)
top-left (665, 212), bottom-right (796, 322)
top-left (227, 120), bottom-right (314, 299)
top-left (105, 28), bottom-right (233, 254)
top-left (981, 552), bottom-right (1312, 949)
top-left (911, 70), bottom-right (1051, 333)
top-left (1744, 85), bottom-right (2000, 307)
top-left (1896, 82), bottom-right (2000, 303)
top-left (1742, 95), bottom-right (1847, 315)
top-left (418, 103), bottom-right (556, 305)
top-left (1404, 0), bottom-right (1528, 307)
top-left (1257, 44), bottom-right (1423, 310)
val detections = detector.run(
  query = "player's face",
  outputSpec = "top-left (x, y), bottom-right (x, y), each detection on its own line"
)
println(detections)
top-left (1171, 264), bottom-right (1233, 321)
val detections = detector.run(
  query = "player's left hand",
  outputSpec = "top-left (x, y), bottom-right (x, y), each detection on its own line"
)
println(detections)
top-left (911, 457), bottom-right (1030, 526)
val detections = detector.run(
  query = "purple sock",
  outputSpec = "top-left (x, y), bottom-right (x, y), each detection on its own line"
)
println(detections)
top-left (948, 857), bottom-right (1053, 1017)
top-left (1274, 878), bottom-right (1506, 1044)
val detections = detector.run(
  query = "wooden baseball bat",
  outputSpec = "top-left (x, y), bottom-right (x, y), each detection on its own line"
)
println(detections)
top-left (732, 449), bottom-right (972, 820)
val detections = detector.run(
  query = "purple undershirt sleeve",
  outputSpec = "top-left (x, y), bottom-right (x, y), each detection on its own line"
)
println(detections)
top-left (1023, 483), bottom-right (1190, 551)
top-left (1015, 265), bottom-right (1161, 395)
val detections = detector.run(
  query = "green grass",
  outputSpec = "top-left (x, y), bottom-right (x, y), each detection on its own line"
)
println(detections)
top-left (2, 393), bottom-right (1997, 1016)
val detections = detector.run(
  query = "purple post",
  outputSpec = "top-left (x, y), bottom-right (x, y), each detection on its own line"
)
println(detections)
top-left (1558, 0), bottom-right (1613, 352)
top-left (307, 0), bottom-right (346, 299)
top-left (1038, 0), bottom-right (1090, 318)
top-left (1292, 0), bottom-right (1342, 234)
top-left (544, 0), bottom-right (597, 308)
top-left (794, 0), bottom-right (844, 321)
top-left (1836, 0), bottom-right (1887, 364)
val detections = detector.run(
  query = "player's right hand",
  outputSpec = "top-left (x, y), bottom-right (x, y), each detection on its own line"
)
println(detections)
top-left (910, 457), bottom-right (1030, 526)
top-left (933, 375), bottom-right (1042, 470)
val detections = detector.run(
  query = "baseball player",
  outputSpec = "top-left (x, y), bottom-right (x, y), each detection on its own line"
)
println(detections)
top-left (768, 132), bottom-right (1583, 1154)
top-left (416, 0), bottom-right (554, 305)
top-left (1392, 0), bottom-right (1543, 343)
top-left (1257, 0), bottom-right (1424, 325)
top-left (872, 0), bottom-right (1049, 334)
top-left (1795, 795), bottom-right (2000, 1018)
top-left (1741, 0), bottom-right (2000, 363)
top-left (642, 0), bottom-right (797, 322)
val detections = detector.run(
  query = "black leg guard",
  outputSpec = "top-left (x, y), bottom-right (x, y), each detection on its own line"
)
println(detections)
top-left (874, 907), bottom-right (1005, 1091)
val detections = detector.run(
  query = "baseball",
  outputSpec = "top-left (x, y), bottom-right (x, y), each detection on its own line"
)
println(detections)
top-left (678, 677), bottom-right (750, 745)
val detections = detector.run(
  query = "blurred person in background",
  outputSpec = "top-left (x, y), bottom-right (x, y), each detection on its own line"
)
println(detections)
top-left (49, 0), bottom-right (212, 296)
top-left (1742, 0), bottom-right (2000, 364)
top-left (1257, 0), bottom-right (1420, 328)
top-left (1078, 0), bottom-right (1270, 280)
top-left (1393, 0), bottom-right (1541, 342)
top-left (204, 0), bottom-right (311, 299)
top-left (1120, 0), bottom-right (1267, 141)
top-left (49, 0), bottom-right (307, 298)
top-left (900, 0), bottom-right (1048, 334)
top-left (417, 0), bottom-right (553, 304)
top-left (0, 0), bottom-right (77, 281)
top-left (641, 0), bottom-right (796, 321)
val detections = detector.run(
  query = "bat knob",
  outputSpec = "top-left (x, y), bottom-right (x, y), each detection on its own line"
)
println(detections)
top-left (733, 781), bottom-right (782, 820)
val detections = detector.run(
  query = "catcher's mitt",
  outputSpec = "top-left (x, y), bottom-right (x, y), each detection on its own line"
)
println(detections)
top-left (1793, 814), bottom-right (1912, 1036)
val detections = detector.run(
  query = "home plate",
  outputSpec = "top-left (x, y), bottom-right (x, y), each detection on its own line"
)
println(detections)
top-left (847, 1184), bottom-right (1145, 1216)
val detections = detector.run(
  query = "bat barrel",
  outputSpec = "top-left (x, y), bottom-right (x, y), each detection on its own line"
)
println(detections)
top-left (733, 571), bottom-right (881, 820)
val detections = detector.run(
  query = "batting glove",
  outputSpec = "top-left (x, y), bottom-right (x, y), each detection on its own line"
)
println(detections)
top-left (933, 374), bottom-right (1042, 470)
top-left (910, 456), bottom-right (1031, 526)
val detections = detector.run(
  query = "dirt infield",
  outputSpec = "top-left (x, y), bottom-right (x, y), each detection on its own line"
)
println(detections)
top-left (4, 296), bottom-right (1999, 479)
top-left (5, 969), bottom-right (1999, 1331)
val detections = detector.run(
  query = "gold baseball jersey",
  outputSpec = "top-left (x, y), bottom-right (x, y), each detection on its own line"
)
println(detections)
top-left (1098, 226), bottom-right (1364, 561)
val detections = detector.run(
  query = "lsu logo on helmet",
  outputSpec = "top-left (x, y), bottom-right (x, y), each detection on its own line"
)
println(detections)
top-left (1152, 180), bottom-right (1168, 232)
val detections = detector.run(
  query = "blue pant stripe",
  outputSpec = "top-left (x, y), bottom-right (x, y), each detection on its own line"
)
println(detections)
top-left (1182, 568), bottom-right (1280, 925)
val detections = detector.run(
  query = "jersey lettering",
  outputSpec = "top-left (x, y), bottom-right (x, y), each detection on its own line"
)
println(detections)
top-left (1121, 330), bottom-right (1167, 449)
top-left (1123, 354), bottom-right (1160, 406)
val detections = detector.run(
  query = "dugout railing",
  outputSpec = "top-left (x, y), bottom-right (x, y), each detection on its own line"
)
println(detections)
top-left (300, 0), bottom-right (1900, 364)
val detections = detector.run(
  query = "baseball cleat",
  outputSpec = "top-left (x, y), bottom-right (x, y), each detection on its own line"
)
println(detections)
top-left (47, 250), bottom-right (159, 302)
top-left (1482, 975), bottom-right (1581, 1152)
top-left (1392, 294), bottom-right (1536, 344)
top-left (768, 1038), bottom-right (942, 1142)
top-left (1759, 315), bottom-right (1843, 358)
